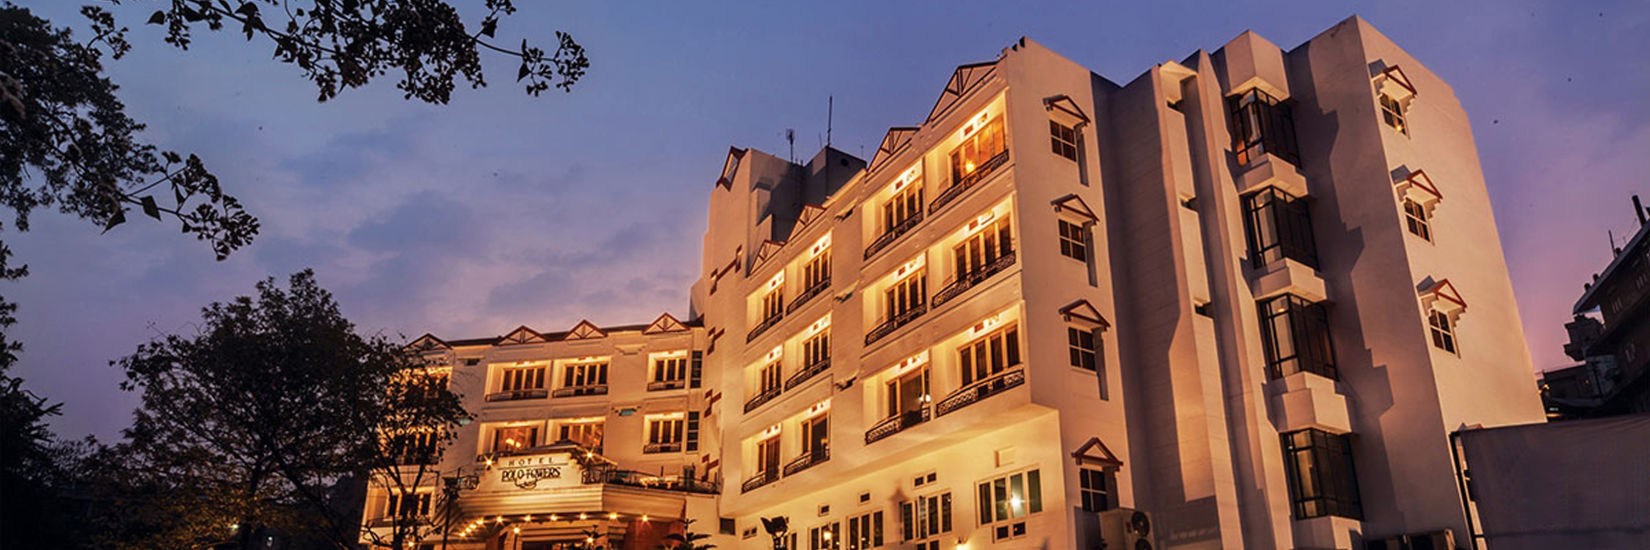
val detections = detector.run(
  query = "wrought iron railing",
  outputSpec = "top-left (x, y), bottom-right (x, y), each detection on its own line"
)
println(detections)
top-left (932, 250), bottom-right (1016, 307)
top-left (744, 385), bottom-right (782, 413)
top-left (643, 441), bottom-right (682, 454)
top-left (865, 303), bottom-right (927, 346)
top-left (741, 470), bottom-right (780, 493)
top-left (551, 385), bottom-right (608, 398)
top-left (864, 406), bottom-right (932, 444)
top-left (647, 379), bottom-right (687, 392)
top-left (787, 278), bottom-right (832, 313)
top-left (484, 388), bottom-right (548, 402)
top-left (783, 448), bottom-right (830, 476)
top-left (747, 313), bottom-right (785, 342)
top-left (583, 465), bottom-right (720, 495)
top-left (935, 368), bottom-right (1024, 418)
top-left (784, 358), bottom-right (830, 391)
top-left (864, 211), bottom-right (924, 260)
top-left (931, 150), bottom-right (1009, 214)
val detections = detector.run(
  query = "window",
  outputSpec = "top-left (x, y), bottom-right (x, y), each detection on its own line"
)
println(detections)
top-left (557, 421), bottom-right (603, 451)
top-left (846, 511), bottom-right (884, 550)
top-left (690, 350), bottom-right (703, 388)
top-left (803, 330), bottom-right (831, 368)
top-left (803, 249), bottom-right (831, 292)
top-left (883, 271), bottom-right (926, 321)
top-left (959, 324), bottom-right (1021, 386)
top-left (491, 425), bottom-right (539, 453)
top-left (385, 492), bottom-right (432, 518)
top-left (809, 522), bottom-right (840, 550)
top-left (1429, 310), bottom-right (1457, 354)
top-left (652, 355), bottom-right (687, 386)
top-left (953, 217), bottom-right (1014, 279)
top-left (756, 435), bottom-right (781, 477)
top-left (1049, 120), bottom-right (1079, 161)
top-left (899, 492), bottom-right (952, 546)
top-left (1403, 199), bottom-right (1432, 242)
top-left (1379, 93), bottom-right (1408, 136)
top-left (562, 361), bottom-right (608, 388)
top-left (647, 417), bottom-right (684, 451)
top-left (1078, 468), bottom-right (1115, 512)
top-left (1058, 219), bottom-right (1088, 261)
top-left (950, 118), bottom-right (1006, 185)
top-left (762, 287), bottom-right (785, 322)
top-left (500, 365), bottom-right (546, 392)
top-left (1068, 326), bottom-right (1098, 371)
top-left (977, 469), bottom-right (1042, 541)
top-left (760, 362), bottom-right (782, 393)
top-left (881, 184), bottom-right (924, 236)
top-left (886, 367), bottom-right (930, 419)
top-left (1227, 88), bottom-right (1300, 165)
top-left (801, 413), bottom-right (829, 460)
top-left (1258, 295), bottom-right (1337, 380)
top-left (1243, 187), bottom-right (1319, 269)
top-left (387, 431), bottom-right (438, 463)
top-left (685, 411), bottom-right (701, 452)
top-left (1281, 429), bottom-right (1363, 520)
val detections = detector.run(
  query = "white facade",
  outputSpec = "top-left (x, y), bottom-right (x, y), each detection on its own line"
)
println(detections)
top-left (364, 16), bottom-right (1544, 550)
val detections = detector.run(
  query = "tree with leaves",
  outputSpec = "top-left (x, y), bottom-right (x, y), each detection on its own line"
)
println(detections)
top-left (663, 519), bottom-right (717, 550)
top-left (113, 270), bottom-right (469, 550)
top-left (358, 353), bottom-right (468, 549)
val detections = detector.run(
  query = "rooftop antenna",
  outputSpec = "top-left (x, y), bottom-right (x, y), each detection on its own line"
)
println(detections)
top-left (827, 95), bottom-right (834, 149)
top-left (785, 129), bottom-right (795, 163)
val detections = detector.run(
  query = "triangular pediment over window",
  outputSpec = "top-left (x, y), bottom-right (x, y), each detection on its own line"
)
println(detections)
top-left (1420, 278), bottom-right (1467, 315)
top-left (927, 61), bottom-right (998, 123)
top-left (407, 333), bottom-right (450, 352)
top-left (869, 127), bottom-right (919, 170)
top-left (1071, 437), bottom-right (1124, 468)
top-left (643, 313), bottom-right (690, 335)
top-left (796, 204), bottom-right (826, 229)
top-left (1052, 194), bottom-right (1099, 223)
top-left (564, 320), bottom-right (607, 341)
top-left (1043, 95), bottom-right (1091, 127)
top-left (753, 239), bottom-right (786, 267)
top-left (715, 147), bottom-right (747, 190)
top-left (498, 326), bottom-right (546, 346)
top-left (1371, 63), bottom-right (1417, 103)
top-left (1059, 299), bottom-right (1111, 329)
top-left (1392, 169), bottom-right (1442, 207)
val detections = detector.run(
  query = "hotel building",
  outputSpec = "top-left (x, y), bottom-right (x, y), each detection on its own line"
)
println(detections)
top-left (363, 16), bottom-right (1544, 550)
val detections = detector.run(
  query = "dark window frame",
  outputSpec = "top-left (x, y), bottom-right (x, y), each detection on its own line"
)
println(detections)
top-left (1280, 429), bottom-right (1363, 520)
top-left (1243, 187), bottom-right (1320, 269)
top-left (1049, 120), bottom-right (1080, 162)
top-left (1227, 88), bottom-right (1301, 165)
top-left (1258, 294), bottom-right (1338, 380)
top-left (1057, 219), bottom-right (1088, 262)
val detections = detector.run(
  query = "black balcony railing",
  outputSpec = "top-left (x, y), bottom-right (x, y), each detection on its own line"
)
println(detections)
top-left (931, 150), bottom-right (1009, 214)
top-left (784, 358), bottom-right (830, 391)
top-left (551, 385), bottom-right (608, 398)
top-left (932, 250), bottom-right (1016, 307)
top-left (741, 470), bottom-right (780, 493)
top-left (935, 368), bottom-right (1025, 418)
top-left (864, 211), bottom-right (924, 260)
top-left (582, 465), bottom-right (720, 495)
top-left (484, 388), bottom-right (548, 402)
top-left (783, 448), bottom-right (830, 476)
top-left (744, 385), bottom-right (782, 413)
top-left (865, 303), bottom-right (927, 346)
top-left (787, 279), bottom-right (832, 313)
top-left (643, 441), bottom-right (683, 454)
top-left (747, 313), bottom-right (785, 342)
top-left (864, 406), bottom-right (932, 444)
top-left (393, 453), bottom-right (438, 466)
top-left (647, 379), bottom-right (687, 392)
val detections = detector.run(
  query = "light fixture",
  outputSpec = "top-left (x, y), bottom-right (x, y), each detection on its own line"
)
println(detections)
top-left (609, 512), bottom-right (619, 520)
top-left (641, 514), bottom-right (650, 522)
top-left (579, 512), bottom-right (588, 520)
top-left (513, 526), bottom-right (521, 534)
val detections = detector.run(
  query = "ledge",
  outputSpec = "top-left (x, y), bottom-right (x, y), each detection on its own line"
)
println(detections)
top-left (1235, 153), bottom-right (1307, 197)
top-left (1250, 258), bottom-right (1327, 303)
top-left (1266, 371), bottom-right (1351, 434)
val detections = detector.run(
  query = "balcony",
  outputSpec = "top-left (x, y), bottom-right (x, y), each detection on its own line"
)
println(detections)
top-left (931, 150), bottom-right (1008, 215)
top-left (787, 278), bottom-right (832, 313)
top-left (551, 385), bottom-right (608, 398)
top-left (932, 250), bottom-right (1016, 307)
top-left (935, 368), bottom-right (1024, 418)
top-left (485, 388), bottom-right (548, 402)
top-left (747, 313), bottom-right (784, 342)
top-left (865, 303), bottom-right (927, 346)
top-left (393, 452), bottom-right (439, 466)
top-left (783, 448), bottom-right (830, 476)
top-left (744, 385), bottom-right (782, 413)
top-left (647, 379), bottom-right (687, 392)
top-left (643, 441), bottom-right (682, 454)
top-left (865, 211), bottom-right (924, 260)
top-left (784, 358), bottom-right (830, 391)
top-left (864, 406), bottom-right (932, 444)
top-left (583, 464), bottom-right (720, 495)
top-left (741, 470), bottom-right (780, 493)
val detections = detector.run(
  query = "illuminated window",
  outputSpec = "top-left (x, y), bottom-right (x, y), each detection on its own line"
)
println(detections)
top-left (491, 425), bottom-right (538, 453)
top-left (760, 361), bottom-right (782, 394)
top-left (803, 330), bottom-right (831, 368)
top-left (1049, 120), bottom-right (1079, 161)
top-left (385, 492), bottom-right (431, 518)
top-left (652, 355), bottom-right (687, 387)
top-left (1429, 310), bottom-right (1457, 354)
top-left (557, 421), bottom-right (603, 451)
top-left (977, 469), bottom-right (1042, 541)
top-left (899, 492), bottom-right (951, 546)
top-left (803, 248), bottom-right (831, 292)
top-left (646, 417), bottom-right (684, 452)
top-left (1379, 93), bottom-right (1408, 136)
top-left (951, 217), bottom-right (1014, 280)
top-left (846, 510), bottom-right (884, 550)
top-left (958, 323), bottom-right (1021, 386)
top-left (949, 118), bottom-right (1006, 186)
top-left (387, 430), bottom-right (438, 464)
top-left (761, 286), bottom-right (785, 322)
top-left (755, 435), bottom-right (781, 478)
top-left (885, 367), bottom-right (929, 420)
top-left (1058, 219), bottom-right (1088, 261)
top-left (500, 365), bottom-right (545, 392)
top-left (799, 413), bottom-right (829, 463)
top-left (882, 184), bottom-right (924, 237)
top-left (1403, 199), bottom-right (1432, 242)
top-left (1068, 326), bottom-right (1098, 372)
top-left (883, 272), bottom-right (926, 322)
top-left (1281, 429), bottom-right (1363, 520)
top-left (809, 522), bottom-right (841, 550)
top-left (562, 361), bottom-right (607, 389)
top-left (1079, 468), bottom-right (1115, 512)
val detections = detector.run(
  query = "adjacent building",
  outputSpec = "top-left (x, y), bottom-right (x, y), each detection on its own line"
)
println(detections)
top-left (361, 16), bottom-right (1547, 550)
top-left (1541, 196), bottom-right (1650, 420)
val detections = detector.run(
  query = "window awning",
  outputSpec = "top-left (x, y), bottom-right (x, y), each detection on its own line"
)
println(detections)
top-left (1059, 299), bottom-right (1111, 329)
top-left (1420, 278), bottom-right (1467, 315)
top-left (1071, 436), bottom-right (1123, 468)
top-left (1393, 169), bottom-right (1442, 206)
top-left (1372, 64), bottom-right (1417, 104)
top-left (1043, 95), bottom-right (1091, 127)
top-left (1052, 194), bottom-right (1099, 223)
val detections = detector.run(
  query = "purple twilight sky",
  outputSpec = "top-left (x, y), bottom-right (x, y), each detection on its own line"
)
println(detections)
top-left (12, 1), bottom-right (1649, 440)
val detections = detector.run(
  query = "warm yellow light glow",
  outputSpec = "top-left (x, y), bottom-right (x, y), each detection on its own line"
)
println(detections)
top-left (823, 531), bottom-right (832, 540)
top-left (1010, 496), bottom-right (1023, 509)
top-left (496, 516), bottom-right (503, 524)
top-left (964, 161), bottom-right (977, 173)
top-left (579, 512), bottom-right (588, 520)
top-left (524, 515), bottom-right (532, 521)
top-left (513, 526), bottom-right (521, 534)
top-left (642, 514), bottom-right (650, 522)
top-left (550, 514), bottom-right (559, 521)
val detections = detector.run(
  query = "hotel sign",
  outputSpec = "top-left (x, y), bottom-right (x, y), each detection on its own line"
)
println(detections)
top-left (479, 453), bottom-right (580, 492)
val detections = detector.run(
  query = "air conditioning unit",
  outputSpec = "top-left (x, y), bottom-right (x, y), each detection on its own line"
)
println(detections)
top-left (1098, 508), bottom-right (1153, 550)
top-left (1363, 529), bottom-right (1455, 550)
